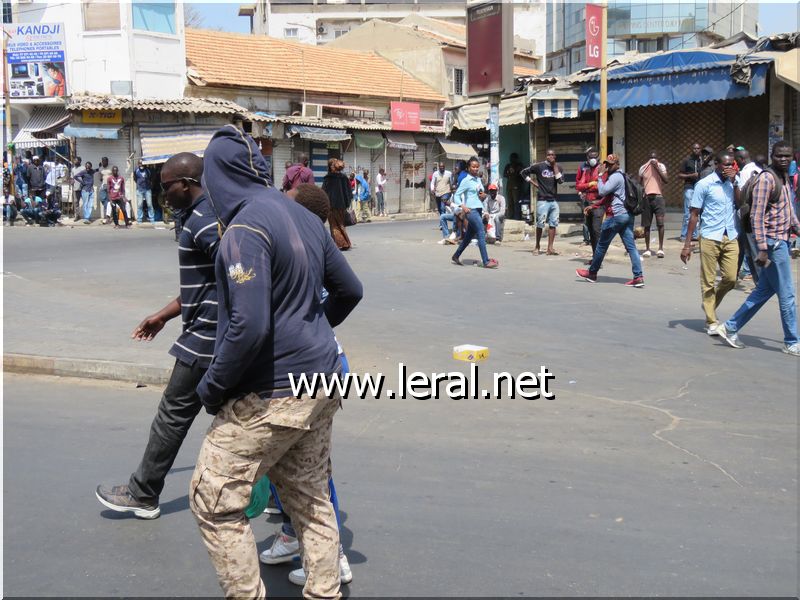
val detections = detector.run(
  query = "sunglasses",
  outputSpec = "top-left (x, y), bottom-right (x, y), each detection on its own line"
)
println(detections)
top-left (162, 177), bottom-right (200, 189)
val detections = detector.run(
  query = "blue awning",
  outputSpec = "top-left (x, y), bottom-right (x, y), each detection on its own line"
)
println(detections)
top-left (287, 124), bottom-right (350, 142)
top-left (64, 124), bottom-right (122, 139)
top-left (578, 50), bottom-right (772, 111)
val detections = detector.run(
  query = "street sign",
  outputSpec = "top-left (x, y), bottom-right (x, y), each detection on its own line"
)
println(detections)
top-left (466, 2), bottom-right (513, 97)
top-left (586, 4), bottom-right (603, 69)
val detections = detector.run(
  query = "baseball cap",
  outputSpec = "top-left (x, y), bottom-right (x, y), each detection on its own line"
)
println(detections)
top-left (603, 154), bottom-right (619, 165)
top-left (487, 183), bottom-right (498, 190)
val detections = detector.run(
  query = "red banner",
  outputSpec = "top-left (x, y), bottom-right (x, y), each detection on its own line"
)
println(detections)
top-left (585, 3), bottom-right (603, 69)
top-left (390, 101), bottom-right (421, 132)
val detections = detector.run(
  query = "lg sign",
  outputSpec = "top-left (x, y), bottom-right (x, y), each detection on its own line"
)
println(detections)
top-left (585, 3), bottom-right (603, 68)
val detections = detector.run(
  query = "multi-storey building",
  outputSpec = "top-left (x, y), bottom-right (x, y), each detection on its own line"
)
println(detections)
top-left (545, 0), bottom-right (759, 75)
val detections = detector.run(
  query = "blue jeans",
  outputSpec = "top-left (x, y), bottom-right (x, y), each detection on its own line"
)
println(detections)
top-left (453, 208), bottom-right (490, 265)
top-left (589, 212), bottom-right (643, 278)
top-left (16, 180), bottom-right (28, 198)
top-left (82, 190), bottom-right (94, 220)
top-left (99, 187), bottom-right (109, 214)
top-left (376, 191), bottom-right (385, 214)
top-left (137, 189), bottom-right (154, 222)
top-left (440, 212), bottom-right (454, 237)
top-left (725, 239), bottom-right (798, 346)
top-left (681, 188), bottom-right (698, 240)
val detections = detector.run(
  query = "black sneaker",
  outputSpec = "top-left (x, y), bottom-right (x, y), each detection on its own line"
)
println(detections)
top-left (95, 484), bottom-right (160, 519)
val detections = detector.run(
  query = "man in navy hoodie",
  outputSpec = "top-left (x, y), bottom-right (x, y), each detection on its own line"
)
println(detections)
top-left (190, 125), bottom-right (362, 600)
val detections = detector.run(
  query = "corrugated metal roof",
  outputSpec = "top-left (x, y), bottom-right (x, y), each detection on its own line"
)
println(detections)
top-left (66, 95), bottom-right (270, 119)
top-left (12, 106), bottom-right (69, 149)
top-left (276, 114), bottom-right (443, 134)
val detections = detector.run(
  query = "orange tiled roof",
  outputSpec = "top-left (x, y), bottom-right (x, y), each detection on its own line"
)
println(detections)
top-left (514, 65), bottom-right (543, 77)
top-left (185, 28), bottom-right (446, 104)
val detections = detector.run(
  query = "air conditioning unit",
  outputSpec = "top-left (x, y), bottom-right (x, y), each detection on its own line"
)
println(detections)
top-left (317, 25), bottom-right (326, 35)
top-left (301, 102), bottom-right (323, 118)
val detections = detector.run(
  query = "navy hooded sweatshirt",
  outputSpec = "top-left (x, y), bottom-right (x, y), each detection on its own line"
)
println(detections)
top-left (197, 125), bottom-right (363, 412)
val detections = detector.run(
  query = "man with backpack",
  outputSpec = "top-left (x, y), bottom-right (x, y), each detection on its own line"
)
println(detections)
top-left (716, 141), bottom-right (800, 356)
top-left (575, 154), bottom-right (644, 287)
top-left (680, 151), bottom-right (739, 336)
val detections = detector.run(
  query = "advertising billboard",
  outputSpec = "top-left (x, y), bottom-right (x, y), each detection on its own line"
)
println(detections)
top-left (4, 23), bottom-right (67, 98)
top-left (466, 2), bottom-right (513, 97)
top-left (585, 4), bottom-right (603, 68)
top-left (390, 101), bottom-right (421, 132)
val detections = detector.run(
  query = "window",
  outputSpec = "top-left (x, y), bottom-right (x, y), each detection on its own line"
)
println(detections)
top-left (284, 27), bottom-right (299, 38)
top-left (83, 0), bottom-right (121, 31)
top-left (334, 29), bottom-right (349, 38)
top-left (132, 2), bottom-right (176, 35)
top-left (448, 66), bottom-right (465, 96)
top-left (2, 2), bottom-right (12, 24)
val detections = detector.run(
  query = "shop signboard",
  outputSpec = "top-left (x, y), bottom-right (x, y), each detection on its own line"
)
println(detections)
top-left (4, 22), bottom-right (67, 99)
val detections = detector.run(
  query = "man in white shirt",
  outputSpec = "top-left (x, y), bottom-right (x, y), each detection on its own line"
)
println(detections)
top-left (430, 162), bottom-right (453, 215)
top-left (734, 148), bottom-right (763, 283)
top-left (483, 183), bottom-right (506, 243)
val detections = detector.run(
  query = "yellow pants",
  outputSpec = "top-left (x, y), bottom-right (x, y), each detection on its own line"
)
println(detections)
top-left (699, 236), bottom-right (739, 326)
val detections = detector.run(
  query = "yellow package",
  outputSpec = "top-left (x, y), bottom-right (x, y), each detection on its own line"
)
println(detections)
top-left (452, 344), bottom-right (490, 362)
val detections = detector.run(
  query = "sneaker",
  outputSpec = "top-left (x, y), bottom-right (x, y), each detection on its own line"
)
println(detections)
top-left (716, 324), bottom-right (745, 349)
top-left (259, 531), bottom-right (300, 564)
top-left (705, 322), bottom-right (721, 336)
top-left (437, 239), bottom-right (447, 245)
top-left (575, 268), bottom-right (597, 283)
top-left (657, 249), bottom-right (665, 258)
top-left (782, 344), bottom-right (800, 356)
top-left (288, 553), bottom-right (353, 586)
top-left (642, 250), bottom-right (652, 258)
top-left (625, 276), bottom-right (645, 288)
top-left (448, 232), bottom-right (456, 241)
top-left (95, 484), bottom-right (160, 519)
top-left (263, 495), bottom-right (282, 515)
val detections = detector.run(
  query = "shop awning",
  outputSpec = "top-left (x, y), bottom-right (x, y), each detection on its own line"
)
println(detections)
top-left (528, 86), bottom-right (580, 120)
top-left (64, 124), bottom-right (123, 139)
top-left (287, 124), bottom-right (350, 142)
top-left (775, 48), bottom-right (800, 92)
top-left (12, 105), bottom-right (70, 149)
top-left (139, 124), bottom-right (221, 164)
top-left (385, 132), bottom-right (417, 151)
top-left (578, 50), bottom-right (771, 111)
top-left (444, 94), bottom-right (528, 132)
top-left (436, 137), bottom-right (477, 160)
top-left (355, 131), bottom-right (385, 149)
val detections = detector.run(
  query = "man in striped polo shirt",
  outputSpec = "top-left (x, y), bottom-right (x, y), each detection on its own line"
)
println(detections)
top-left (717, 141), bottom-right (800, 356)
top-left (96, 152), bottom-right (220, 518)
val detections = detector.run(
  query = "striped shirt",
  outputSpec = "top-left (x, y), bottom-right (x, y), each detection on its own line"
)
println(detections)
top-left (169, 194), bottom-right (219, 368)
top-left (751, 170), bottom-right (800, 251)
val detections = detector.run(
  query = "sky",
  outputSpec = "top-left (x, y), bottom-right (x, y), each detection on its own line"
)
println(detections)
top-left (188, 1), bottom-right (797, 37)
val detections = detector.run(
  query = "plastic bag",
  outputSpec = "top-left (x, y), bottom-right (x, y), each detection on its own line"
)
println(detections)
top-left (244, 474), bottom-right (272, 519)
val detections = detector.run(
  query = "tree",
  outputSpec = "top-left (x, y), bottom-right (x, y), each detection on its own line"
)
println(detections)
top-left (184, 4), bottom-right (204, 28)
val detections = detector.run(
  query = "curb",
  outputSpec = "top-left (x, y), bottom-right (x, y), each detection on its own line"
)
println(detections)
top-left (4, 353), bottom-right (171, 385)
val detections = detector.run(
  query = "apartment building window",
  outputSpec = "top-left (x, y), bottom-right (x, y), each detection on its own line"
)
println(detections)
top-left (334, 29), bottom-right (349, 38)
top-left (132, 2), bottom-right (176, 35)
top-left (284, 27), bottom-right (299, 38)
top-left (448, 66), bottom-right (465, 96)
top-left (2, 1), bottom-right (12, 24)
top-left (83, 0), bottom-right (121, 31)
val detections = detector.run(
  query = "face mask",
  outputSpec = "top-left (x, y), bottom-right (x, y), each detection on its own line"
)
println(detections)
top-left (588, 158), bottom-right (598, 167)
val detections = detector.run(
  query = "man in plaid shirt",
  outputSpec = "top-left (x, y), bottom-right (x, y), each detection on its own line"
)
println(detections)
top-left (717, 141), bottom-right (800, 356)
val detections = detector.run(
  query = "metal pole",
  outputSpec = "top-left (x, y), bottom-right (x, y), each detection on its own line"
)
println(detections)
top-left (599, 1), bottom-right (608, 158)
top-left (488, 94), bottom-right (500, 186)
top-left (3, 28), bottom-right (14, 164)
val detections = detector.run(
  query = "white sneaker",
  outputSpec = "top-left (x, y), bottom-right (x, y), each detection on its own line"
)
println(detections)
top-left (259, 531), bottom-right (300, 564)
top-left (437, 239), bottom-right (447, 245)
top-left (782, 343), bottom-right (800, 356)
top-left (448, 232), bottom-right (456, 241)
top-left (716, 324), bottom-right (745, 349)
top-left (288, 553), bottom-right (353, 586)
top-left (705, 322), bottom-right (720, 336)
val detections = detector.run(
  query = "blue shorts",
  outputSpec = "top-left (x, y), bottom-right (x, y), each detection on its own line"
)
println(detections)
top-left (536, 199), bottom-right (560, 228)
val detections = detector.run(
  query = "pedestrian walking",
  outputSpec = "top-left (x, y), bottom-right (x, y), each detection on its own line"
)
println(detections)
top-left (281, 154), bottom-right (314, 192)
top-left (521, 149), bottom-right (563, 255)
top-left (576, 154), bottom-right (644, 287)
top-left (95, 153), bottom-right (217, 519)
top-left (680, 151), bottom-right (739, 334)
top-left (575, 146), bottom-right (602, 254)
top-left (450, 156), bottom-right (498, 268)
top-left (734, 148), bottom-right (761, 283)
top-left (189, 125), bottom-right (362, 600)
top-left (717, 141), bottom-right (800, 355)
top-left (322, 158), bottom-right (352, 250)
top-left (678, 143), bottom-right (702, 241)
top-left (638, 150), bottom-right (668, 258)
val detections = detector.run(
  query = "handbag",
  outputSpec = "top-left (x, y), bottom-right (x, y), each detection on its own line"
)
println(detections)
top-left (345, 208), bottom-right (357, 226)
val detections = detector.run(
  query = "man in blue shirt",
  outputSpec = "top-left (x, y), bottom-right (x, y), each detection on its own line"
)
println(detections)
top-left (680, 151), bottom-right (739, 335)
top-left (134, 160), bottom-right (154, 223)
top-left (450, 156), bottom-right (498, 268)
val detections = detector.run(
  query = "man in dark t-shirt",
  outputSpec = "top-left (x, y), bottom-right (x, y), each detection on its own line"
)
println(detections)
top-left (521, 149), bottom-right (564, 255)
top-left (679, 142), bottom-right (702, 241)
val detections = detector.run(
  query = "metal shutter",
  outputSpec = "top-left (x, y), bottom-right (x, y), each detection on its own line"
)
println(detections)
top-left (74, 128), bottom-right (132, 219)
top-left (547, 116), bottom-right (596, 218)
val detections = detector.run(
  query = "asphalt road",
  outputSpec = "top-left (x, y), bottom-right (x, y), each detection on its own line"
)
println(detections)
top-left (2, 220), bottom-right (798, 597)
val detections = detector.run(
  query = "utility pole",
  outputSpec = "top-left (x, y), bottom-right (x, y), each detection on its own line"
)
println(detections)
top-left (598, 0), bottom-right (608, 158)
top-left (488, 95), bottom-right (500, 185)
top-left (3, 26), bottom-right (14, 163)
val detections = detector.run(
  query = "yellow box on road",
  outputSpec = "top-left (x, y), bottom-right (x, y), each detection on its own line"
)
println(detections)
top-left (452, 345), bottom-right (490, 362)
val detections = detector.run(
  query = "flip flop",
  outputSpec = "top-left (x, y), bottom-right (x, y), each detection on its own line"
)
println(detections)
top-left (546, 250), bottom-right (560, 256)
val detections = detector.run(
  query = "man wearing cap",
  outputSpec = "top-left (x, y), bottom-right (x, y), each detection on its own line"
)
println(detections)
top-left (483, 183), bottom-right (506, 243)
top-left (680, 151), bottom-right (739, 335)
top-left (576, 154), bottom-right (644, 287)
top-left (678, 143), bottom-right (703, 241)
top-left (521, 149), bottom-right (563, 255)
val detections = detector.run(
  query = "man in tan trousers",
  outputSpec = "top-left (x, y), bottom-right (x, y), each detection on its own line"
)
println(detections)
top-left (190, 125), bottom-right (363, 599)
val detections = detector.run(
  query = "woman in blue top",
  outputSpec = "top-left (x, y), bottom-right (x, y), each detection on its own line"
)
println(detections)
top-left (450, 157), bottom-right (498, 268)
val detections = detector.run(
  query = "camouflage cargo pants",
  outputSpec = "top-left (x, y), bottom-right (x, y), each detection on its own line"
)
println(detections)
top-left (190, 391), bottom-right (341, 599)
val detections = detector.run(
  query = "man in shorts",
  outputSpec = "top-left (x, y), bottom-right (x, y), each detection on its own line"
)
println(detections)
top-left (638, 150), bottom-right (668, 257)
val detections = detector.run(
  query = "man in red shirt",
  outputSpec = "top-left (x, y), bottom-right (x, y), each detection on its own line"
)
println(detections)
top-left (575, 147), bottom-right (602, 255)
top-left (281, 155), bottom-right (314, 192)
top-left (107, 166), bottom-right (130, 228)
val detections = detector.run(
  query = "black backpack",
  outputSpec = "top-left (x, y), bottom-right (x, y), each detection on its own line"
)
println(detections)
top-left (622, 173), bottom-right (644, 216)
top-left (738, 168), bottom-right (782, 233)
